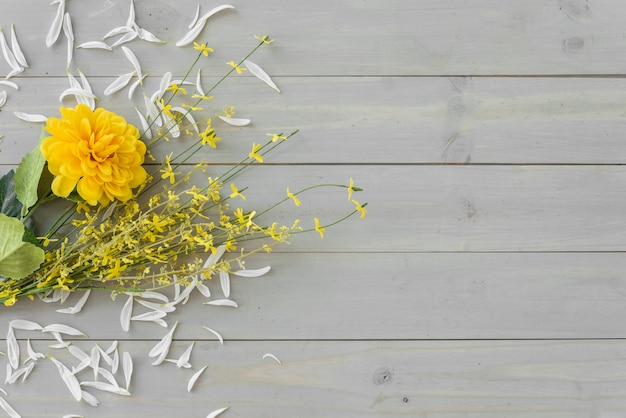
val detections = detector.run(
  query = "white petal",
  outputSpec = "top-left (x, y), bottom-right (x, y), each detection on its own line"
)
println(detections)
top-left (143, 92), bottom-right (161, 122)
top-left (90, 346), bottom-right (100, 381)
top-left (10, 25), bottom-right (28, 68)
top-left (138, 291), bottom-right (169, 303)
top-left (217, 115), bottom-right (251, 127)
top-left (68, 346), bottom-right (89, 363)
top-left (42, 324), bottom-right (87, 337)
top-left (203, 245), bottom-right (226, 270)
top-left (204, 299), bottom-right (238, 308)
top-left (121, 46), bottom-right (142, 79)
top-left (26, 339), bottom-right (44, 362)
top-left (198, 5), bottom-right (235, 23)
top-left (4, 364), bottom-right (11, 385)
top-left (206, 407), bottom-right (228, 418)
top-left (130, 310), bottom-right (167, 322)
top-left (121, 293), bottom-right (133, 332)
top-left (6, 327), bottom-right (19, 369)
top-left (122, 352), bottom-right (133, 390)
top-left (202, 326), bottom-right (223, 345)
top-left (61, 415), bottom-right (82, 418)
top-left (56, 289), bottom-right (91, 314)
top-left (111, 349), bottom-right (119, 374)
top-left (128, 73), bottom-right (147, 100)
top-left (13, 112), bottom-right (47, 123)
top-left (96, 344), bottom-right (114, 368)
top-left (6, 364), bottom-right (32, 384)
top-left (0, 81), bottom-right (18, 90)
top-left (105, 341), bottom-right (118, 355)
top-left (77, 69), bottom-right (96, 110)
top-left (148, 321), bottom-right (178, 365)
top-left (96, 368), bottom-right (118, 387)
top-left (0, 28), bottom-right (21, 71)
top-left (188, 4), bottom-right (201, 28)
top-left (194, 279), bottom-right (211, 298)
top-left (232, 266), bottom-right (271, 277)
top-left (63, 13), bottom-right (74, 67)
top-left (137, 27), bottom-right (165, 43)
top-left (262, 353), bottom-right (282, 365)
top-left (175, 19), bottom-right (207, 47)
top-left (0, 90), bottom-right (6, 108)
top-left (5, 68), bottom-right (23, 79)
top-left (46, 0), bottom-right (65, 47)
top-left (195, 68), bottom-right (205, 96)
top-left (219, 270), bottom-right (230, 298)
top-left (49, 357), bottom-right (82, 401)
top-left (171, 105), bottom-right (199, 135)
top-left (158, 71), bottom-right (172, 98)
top-left (20, 362), bottom-right (34, 382)
top-left (126, 0), bottom-right (136, 28)
top-left (76, 41), bottom-right (112, 50)
top-left (176, 342), bottom-right (195, 368)
top-left (9, 319), bottom-right (42, 331)
top-left (0, 396), bottom-right (20, 418)
top-left (134, 108), bottom-right (152, 140)
top-left (56, 289), bottom-right (71, 304)
top-left (101, 26), bottom-right (134, 41)
top-left (136, 299), bottom-right (176, 313)
top-left (59, 87), bottom-right (98, 103)
top-left (80, 390), bottom-right (100, 406)
top-left (104, 71), bottom-right (135, 96)
top-left (244, 59), bottom-right (280, 92)
top-left (80, 381), bottom-right (130, 396)
top-left (187, 365), bottom-right (207, 392)
top-left (110, 31), bottom-right (138, 48)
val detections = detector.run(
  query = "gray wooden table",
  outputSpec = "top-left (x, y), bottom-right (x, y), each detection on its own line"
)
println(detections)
top-left (1, 0), bottom-right (626, 416)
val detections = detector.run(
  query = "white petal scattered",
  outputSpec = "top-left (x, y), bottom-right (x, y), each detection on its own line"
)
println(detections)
top-left (206, 406), bottom-right (229, 418)
top-left (101, 26), bottom-right (134, 41)
top-left (137, 291), bottom-right (169, 303)
top-left (176, 342), bottom-right (195, 368)
top-left (243, 59), bottom-right (280, 92)
top-left (137, 27), bottom-right (164, 43)
top-left (56, 289), bottom-right (91, 314)
top-left (6, 364), bottom-right (32, 384)
top-left (262, 353), bottom-right (282, 365)
top-left (5, 68), bottom-right (23, 79)
top-left (126, 0), bottom-right (136, 28)
top-left (136, 299), bottom-right (176, 313)
top-left (194, 277), bottom-right (211, 298)
top-left (187, 365), bottom-right (207, 392)
top-left (109, 31), bottom-right (138, 48)
top-left (121, 293), bottom-right (134, 332)
top-left (6, 327), bottom-right (19, 369)
top-left (188, 4), bottom-right (201, 29)
top-left (10, 25), bottom-right (28, 68)
top-left (175, 19), bottom-right (207, 47)
top-left (219, 270), bottom-right (230, 298)
top-left (233, 266), bottom-right (271, 277)
top-left (42, 324), bottom-right (87, 337)
top-left (202, 326), bottom-right (224, 345)
top-left (111, 349), bottom-right (119, 374)
top-left (0, 396), bottom-right (20, 418)
top-left (217, 115), bottom-right (251, 127)
top-left (77, 41), bottom-right (112, 50)
top-left (49, 356), bottom-right (82, 401)
top-left (90, 346), bottom-right (100, 381)
top-left (122, 352), bottom-right (133, 390)
top-left (203, 245), bottom-right (226, 270)
top-left (26, 339), bottom-right (44, 362)
top-left (20, 362), bottom-right (34, 383)
top-left (105, 341), bottom-right (118, 355)
top-left (195, 68), bottom-right (205, 96)
top-left (59, 87), bottom-right (98, 104)
top-left (121, 46), bottom-right (142, 79)
top-left (48, 331), bottom-right (70, 349)
top-left (104, 71), bottom-right (135, 96)
top-left (204, 299), bottom-right (238, 308)
top-left (157, 71), bottom-right (172, 98)
top-left (63, 13), bottom-right (74, 67)
top-left (46, 0), bottom-right (65, 47)
top-left (0, 81), bottom-right (18, 90)
top-left (198, 5), bottom-right (236, 23)
top-left (61, 415), bottom-right (83, 418)
top-left (144, 93), bottom-right (161, 123)
top-left (80, 381), bottom-right (130, 396)
top-left (80, 390), bottom-right (100, 406)
top-left (96, 368), bottom-right (119, 387)
top-left (128, 73), bottom-right (147, 100)
top-left (0, 28), bottom-right (21, 71)
top-left (9, 319), bottom-right (43, 331)
top-left (148, 321), bottom-right (178, 365)
top-left (67, 346), bottom-right (89, 363)
top-left (130, 310), bottom-right (167, 322)
top-left (0, 90), bottom-right (5, 108)
top-left (13, 112), bottom-right (48, 123)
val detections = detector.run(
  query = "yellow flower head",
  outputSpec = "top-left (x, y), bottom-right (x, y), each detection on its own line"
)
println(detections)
top-left (314, 217), bottom-right (325, 239)
top-left (41, 104), bottom-right (147, 206)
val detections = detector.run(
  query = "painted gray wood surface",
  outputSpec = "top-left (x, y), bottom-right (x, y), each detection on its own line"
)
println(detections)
top-left (0, 0), bottom-right (625, 416)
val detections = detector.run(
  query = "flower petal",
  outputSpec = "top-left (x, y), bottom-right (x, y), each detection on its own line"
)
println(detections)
top-left (103, 71), bottom-right (135, 96)
top-left (10, 25), bottom-right (28, 68)
top-left (187, 365), bottom-right (207, 392)
top-left (219, 270), bottom-right (230, 298)
top-left (0, 28), bottom-right (21, 71)
top-left (232, 266), bottom-right (271, 277)
top-left (80, 390), bottom-right (100, 406)
top-left (121, 46), bottom-right (142, 79)
top-left (243, 59), bottom-right (280, 92)
top-left (176, 342), bottom-right (195, 368)
top-left (49, 356), bottom-right (82, 401)
top-left (262, 353), bottom-right (282, 365)
top-left (198, 5), bottom-right (235, 23)
top-left (56, 289), bottom-right (91, 314)
top-left (206, 407), bottom-right (228, 418)
top-left (0, 396), bottom-right (20, 418)
top-left (102, 26), bottom-right (134, 41)
top-left (46, 0), bottom-right (65, 47)
top-left (204, 299), bottom-right (238, 308)
top-left (6, 327), bottom-right (19, 369)
top-left (0, 91), bottom-right (6, 108)
top-left (109, 30), bottom-right (138, 48)
top-left (188, 4), bottom-right (201, 28)
top-left (63, 13), bottom-right (74, 67)
top-left (0, 81), bottom-right (18, 90)
top-left (202, 326), bottom-right (223, 344)
top-left (175, 19), bottom-right (207, 47)
top-left (42, 324), bottom-right (87, 337)
top-left (217, 115), bottom-right (251, 127)
top-left (76, 41), bottom-right (112, 50)
top-left (13, 112), bottom-right (47, 123)
top-left (122, 351), bottom-right (133, 390)
top-left (9, 319), bottom-right (43, 331)
top-left (80, 381), bottom-right (130, 396)
top-left (137, 27), bottom-right (164, 43)
top-left (120, 293), bottom-right (133, 332)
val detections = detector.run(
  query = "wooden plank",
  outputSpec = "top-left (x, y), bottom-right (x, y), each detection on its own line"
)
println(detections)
top-left (1, 339), bottom-right (625, 417)
top-left (3, 0), bottom-right (626, 77)
top-left (3, 252), bottom-right (626, 340)
top-left (4, 76), bottom-right (626, 165)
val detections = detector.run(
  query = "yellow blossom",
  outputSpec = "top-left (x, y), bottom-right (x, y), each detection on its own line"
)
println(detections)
top-left (166, 83), bottom-right (187, 95)
top-left (267, 133), bottom-right (288, 142)
top-left (249, 143), bottom-right (263, 163)
top-left (314, 217), bottom-right (325, 238)
top-left (160, 153), bottom-right (179, 184)
top-left (352, 199), bottom-right (367, 219)
top-left (227, 61), bottom-right (247, 74)
top-left (191, 94), bottom-right (214, 101)
top-left (41, 104), bottom-right (147, 206)
top-left (254, 35), bottom-right (274, 44)
top-left (194, 42), bottom-right (214, 56)
top-left (182, 103), bottom-right (203, 111)
top-left (348, 177), bottom-right (354, 201)
top-left (286, 188), bottom-right (300, 207)
top-left (199, 120), bottom-right (221, 148)
top-left (229, 183), bottom-right (246, 200)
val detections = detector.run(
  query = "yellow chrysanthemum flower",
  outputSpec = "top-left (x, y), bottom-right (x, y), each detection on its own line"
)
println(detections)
top-left (41, 104), bottom-right (147, 206)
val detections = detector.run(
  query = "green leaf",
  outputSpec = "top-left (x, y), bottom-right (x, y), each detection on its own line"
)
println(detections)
top-left (0, 214), bottom-right (44, 279)
top-left (0, 170), bottom-right (23, 218)
top-left (15, 128), bottom-right (47, 217)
